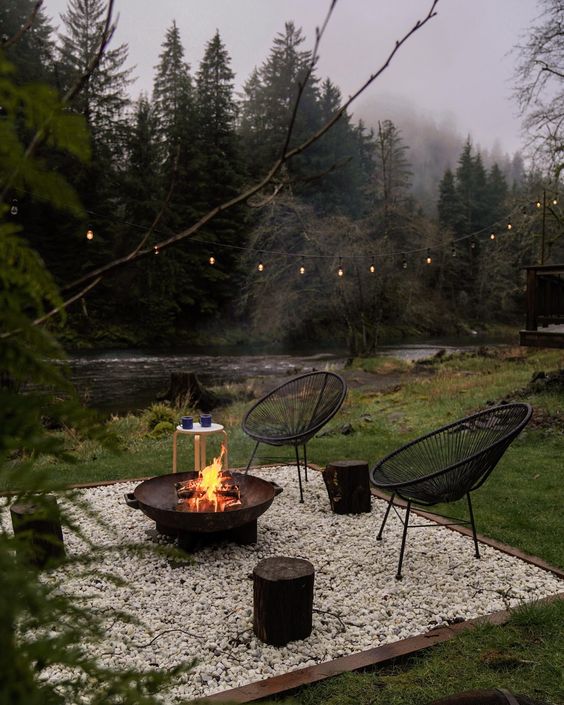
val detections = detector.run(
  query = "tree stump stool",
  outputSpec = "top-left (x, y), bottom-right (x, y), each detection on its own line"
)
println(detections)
top-left (322, 459), bottom-right (371, 514)
top-left (10, 496), bottom-right (65, 569)
top-left (253, 556), bottom-right (314, 646)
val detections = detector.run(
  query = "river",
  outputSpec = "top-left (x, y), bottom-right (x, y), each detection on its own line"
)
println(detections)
top-left (63, 335), bottom-right (513, 414)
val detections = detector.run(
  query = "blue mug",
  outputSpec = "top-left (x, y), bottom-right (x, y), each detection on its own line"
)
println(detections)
top-left (181, 416), bottom-right (193, 430)
top-left (200, 413), bottom-right (212, 428)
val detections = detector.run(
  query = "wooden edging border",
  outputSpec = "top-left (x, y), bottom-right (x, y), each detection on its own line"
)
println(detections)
top-left (5, 464), bottom-right (563, 703)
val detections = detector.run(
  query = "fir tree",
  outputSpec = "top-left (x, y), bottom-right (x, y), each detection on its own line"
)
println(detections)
top-left (57, 0), bottom-right (133, 156)
top-left (1, 0), bottom-right (55, 83)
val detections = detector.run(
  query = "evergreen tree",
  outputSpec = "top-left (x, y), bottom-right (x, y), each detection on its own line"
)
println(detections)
top-left (1, 0), bottom-right (55, 83)
top-left (193, 31), bottom-right (247, 321)
top-left (306, 78), bottom-right (367, 215)
top-left (239, 22), bottom-right (323, 183)
top-left (437, 168), bottom-right (461, 230)
top-left (57, 0), bottom-right (133, 157)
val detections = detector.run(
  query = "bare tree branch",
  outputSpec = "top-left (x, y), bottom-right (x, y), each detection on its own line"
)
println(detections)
top-left (1, 0), bottom-right (44, 50)
top-left (60, 0), bottom-right (439, 296)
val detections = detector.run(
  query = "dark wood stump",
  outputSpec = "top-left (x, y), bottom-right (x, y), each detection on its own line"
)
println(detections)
top-left (162, 372), bottom-right (220, 411)
top-left (10, 496), bottom-right (65, 568)
top-left (253, 556), bottom-right (314, 646)
top-left (322, 459), bottom-right (371, 514)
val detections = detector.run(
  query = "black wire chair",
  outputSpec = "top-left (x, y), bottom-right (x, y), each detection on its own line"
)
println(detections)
top-left (370, 403), bottom-right (532, 579)
top-left (242, 371), bottom-right (347, 503)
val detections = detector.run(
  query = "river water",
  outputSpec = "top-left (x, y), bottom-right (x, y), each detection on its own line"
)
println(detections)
top-left (63, 335), bottom-right (512, 414)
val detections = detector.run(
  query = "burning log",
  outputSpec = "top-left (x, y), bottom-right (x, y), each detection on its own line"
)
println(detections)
top-left (174, 449), bottom-right (242, 511)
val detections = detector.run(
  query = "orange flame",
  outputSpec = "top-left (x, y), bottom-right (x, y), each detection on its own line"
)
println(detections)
top-left (199, 444), bottom-right (226, 509)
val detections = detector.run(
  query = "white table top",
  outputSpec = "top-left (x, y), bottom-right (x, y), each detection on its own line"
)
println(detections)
top-left (175, 423), bottom-right (224, 434)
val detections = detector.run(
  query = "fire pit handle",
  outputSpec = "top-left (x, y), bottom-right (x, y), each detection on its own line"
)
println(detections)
top-left (124, 492), bottom-right (139, 509)
top-left (269, 481), bottom-right (283, 497)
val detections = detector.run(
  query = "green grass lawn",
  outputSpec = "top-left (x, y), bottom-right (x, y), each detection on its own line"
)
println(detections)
top-left (5, 346), bottom-right (563, 704)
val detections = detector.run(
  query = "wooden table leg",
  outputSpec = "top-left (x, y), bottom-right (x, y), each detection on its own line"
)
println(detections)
top-left (222, 430), bottom-right (229, 470)
top-left (194, 434), bottom-right (201, 472)
top-left (172, 431), bottom-right (178, 473)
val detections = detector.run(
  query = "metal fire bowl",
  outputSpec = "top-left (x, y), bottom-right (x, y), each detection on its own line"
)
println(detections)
top-left (130, 471), bottom-right (279, 534)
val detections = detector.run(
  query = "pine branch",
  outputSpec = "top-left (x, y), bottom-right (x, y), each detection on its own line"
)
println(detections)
top-left (1, 0), bottom-right (44, 50)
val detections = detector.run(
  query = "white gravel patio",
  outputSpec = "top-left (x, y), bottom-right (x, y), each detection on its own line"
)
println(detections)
top-left (7, 466), bottom-right (562, 702)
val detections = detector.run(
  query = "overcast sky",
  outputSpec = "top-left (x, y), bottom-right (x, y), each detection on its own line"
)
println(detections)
top-left (43, 0), bottom-right (540, 155)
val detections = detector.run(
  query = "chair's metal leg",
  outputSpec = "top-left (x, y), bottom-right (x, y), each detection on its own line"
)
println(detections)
top-left (245, 442), bottom-right (260, 475)
top-left (467, 493), bottom-right (480, 559)
top-left (377, 493), bottom-right (395, 540)
top-left (294, 445), bottom-right (304, 503)
top-left (303, 444), bottom-right (308, 482)
top-left (396, 500), bottom-right (411, 580)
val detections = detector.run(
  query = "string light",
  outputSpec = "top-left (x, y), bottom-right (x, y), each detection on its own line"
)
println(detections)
top-left (10, 199), bottom-right (18, 216)
top-left (402, 255), bottom-right (408, 269)
top-left (470, 238), bottom-right (476, 250)
top-left (425, 249), bottom-right (432, 265)
top-left (299, 258), bottom-right (305, 275)
top-left (536, 199), bottom-right (542, 209)
top-left (154, 245), bottom-right (159, 254)
top-left (506, 221), bottom-right (512, 230)
top-left (209, 255), bottom-right (216, 265)
top-left (451, 246), bottom-right (457, 258)
top-left (257, 260), bottom-right (264, 272)
top-left (337, 258), bottom-right (344, 277)
top-left (553, 196), bottom-right (558, 205)
top-left (490, 232), bottom-right (496, 240)
top-left (86, 226), bottom-right (94, 240)
top-left (369, 260), bottom-right (376, 273)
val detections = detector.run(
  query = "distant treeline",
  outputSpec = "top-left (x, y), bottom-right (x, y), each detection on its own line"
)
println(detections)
top-left (4, 0), bottom-right (561, 353)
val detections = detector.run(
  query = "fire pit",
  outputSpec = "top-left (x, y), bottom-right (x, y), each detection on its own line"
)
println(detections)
top-left (125, 451), bottom-right (282, 550)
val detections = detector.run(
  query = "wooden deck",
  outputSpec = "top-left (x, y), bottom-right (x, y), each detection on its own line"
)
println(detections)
top-left (520, 264), bottom-right (564, 349)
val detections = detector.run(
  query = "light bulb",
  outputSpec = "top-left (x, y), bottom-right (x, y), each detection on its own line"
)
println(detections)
top-left (10, 199), bottom-right (18, 216)
top-left (209, 256), bottom-right (216, 265)
top-left (451, 247), bottom-right (456, 257)
top-left (369, 262), bottom-right (376, 273)
top-left (425, 249), bottom-right (432, 265)
top-left (553, 197), bottom-right (558, 205)
top-left (402, 258), bottom-right (408, 269)
top-left (490, 233), bottom-right (496, 240)
top-left (299, 262), bottom-right (305, 275)
top-left (536, 200), bottom-right (542, 208)
top-left (337, 267), bottom-right (344, 277)
top-left (154, 245), bottom-right (159, 254)
top-left (470, 239), bottom-right (476, 249)
top-left (258, 261), bottom-right (264, 272)
top-left (507, 222), bottom-right (512, 230)
top-left (86, 228), bottom-right (94, 240)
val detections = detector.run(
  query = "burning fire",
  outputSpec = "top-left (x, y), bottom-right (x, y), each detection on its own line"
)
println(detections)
top-left (175, 445), bottom-right (241, 512)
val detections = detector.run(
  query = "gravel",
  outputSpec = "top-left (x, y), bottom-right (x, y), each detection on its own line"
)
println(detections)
top-left (4, 466), bottom-right (562, 702)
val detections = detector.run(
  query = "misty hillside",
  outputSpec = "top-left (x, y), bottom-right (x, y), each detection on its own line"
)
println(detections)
top-left (354, 93), bottom-right (525, 213)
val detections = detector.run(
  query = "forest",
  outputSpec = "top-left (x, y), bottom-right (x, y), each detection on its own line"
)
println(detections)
top-left (2, 0), bottom-right (564, 355)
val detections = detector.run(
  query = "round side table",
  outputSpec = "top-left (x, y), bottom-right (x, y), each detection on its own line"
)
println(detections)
top-left (172, 423), bottom-right (229, 473)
